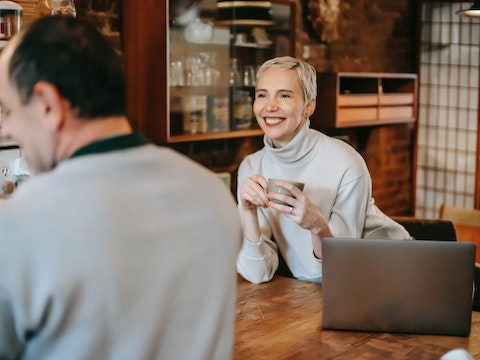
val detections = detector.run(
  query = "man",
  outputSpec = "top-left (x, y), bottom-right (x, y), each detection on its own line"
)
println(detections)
top-left (0, 16), bottom-right (241, 359)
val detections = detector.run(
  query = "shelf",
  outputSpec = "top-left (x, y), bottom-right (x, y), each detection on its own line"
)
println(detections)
top-left (170, 86), bottom-right (231, 96)
top-left (233, 43), bottom-right (274, 49)
top-left (167, 128), bottom-right (264, 143)
top-left (312, 72), bottom-right (418, 129)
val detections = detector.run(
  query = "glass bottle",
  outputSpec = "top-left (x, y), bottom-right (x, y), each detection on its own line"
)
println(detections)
top-left (229, 58), bottom-right (242, 87)
top-left (199, 51), bottom-right (220, 86)
top-left (35, 0), bottom-right (76, 17)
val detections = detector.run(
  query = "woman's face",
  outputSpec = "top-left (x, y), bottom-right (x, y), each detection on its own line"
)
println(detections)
top-left (253, 68), bottom-right (315, 148)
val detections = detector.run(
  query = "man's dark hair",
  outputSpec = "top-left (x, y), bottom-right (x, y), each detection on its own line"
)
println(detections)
top-left (8, 15), bottom-right (126, 118)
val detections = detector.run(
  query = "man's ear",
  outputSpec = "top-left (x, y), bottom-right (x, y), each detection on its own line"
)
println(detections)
top-left (31, 81), bottom-right (68, 131)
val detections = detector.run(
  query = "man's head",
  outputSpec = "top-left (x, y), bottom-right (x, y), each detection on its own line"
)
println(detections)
top-left (7, 15), bottom-right (126, 118)
top-left (0, 15), bottom-right (130, 174)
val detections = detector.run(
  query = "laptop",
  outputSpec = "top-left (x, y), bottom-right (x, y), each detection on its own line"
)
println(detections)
top-left (321, 238), bottom-right (476, 337)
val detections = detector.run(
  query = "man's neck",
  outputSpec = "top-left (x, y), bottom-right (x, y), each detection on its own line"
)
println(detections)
top-left (56, 115), bottom-right (133, 162)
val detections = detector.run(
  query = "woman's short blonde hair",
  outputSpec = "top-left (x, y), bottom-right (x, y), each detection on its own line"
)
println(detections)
top-left (256, 56), bottom-right (317, 104)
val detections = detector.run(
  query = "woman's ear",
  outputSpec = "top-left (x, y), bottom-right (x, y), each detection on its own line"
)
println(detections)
top-left (304, 98), bottom-right (316, 117)
top-left (31, 81), bottom-right (67, 131)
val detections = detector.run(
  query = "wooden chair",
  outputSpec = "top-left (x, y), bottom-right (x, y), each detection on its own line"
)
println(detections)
top-left (439, 204), bottom-right (480, 263)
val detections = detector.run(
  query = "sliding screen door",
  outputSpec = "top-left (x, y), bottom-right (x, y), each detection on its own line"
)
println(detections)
top-left (416, 1), bottom-right (479, 218)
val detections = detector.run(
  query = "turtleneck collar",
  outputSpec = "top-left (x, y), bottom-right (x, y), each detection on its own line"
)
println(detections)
top-left (263, 120), bottom-right (318, 164)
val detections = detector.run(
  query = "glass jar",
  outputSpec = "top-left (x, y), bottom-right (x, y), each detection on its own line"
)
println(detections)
top-left (183, 95), bottom-right (208, 134)
top-left (232, 90), bottom-right (253, 130)
top-left (0, 1), bottom-right (23, 41)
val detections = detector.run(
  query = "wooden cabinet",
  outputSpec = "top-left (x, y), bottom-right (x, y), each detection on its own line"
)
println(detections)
top-left (312, 72), bottom-right (418, 129)
top-left (122, 0), bottom-right (298, 145)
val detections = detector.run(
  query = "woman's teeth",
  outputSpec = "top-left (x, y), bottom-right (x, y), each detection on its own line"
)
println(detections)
top-left (265, 118), bottom-right (282, 125)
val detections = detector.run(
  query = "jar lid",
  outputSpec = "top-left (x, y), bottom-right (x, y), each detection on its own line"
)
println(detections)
top-left (0, 1), bottom-right (22, 11)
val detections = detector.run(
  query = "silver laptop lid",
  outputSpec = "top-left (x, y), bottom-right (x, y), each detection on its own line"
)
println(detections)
top-left (322, 238), bottom-right (476, 337)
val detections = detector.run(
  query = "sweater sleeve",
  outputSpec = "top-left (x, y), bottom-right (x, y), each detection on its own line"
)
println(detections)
top-left (327, 166), bottom-right (411, 240)
top-left (328, 170), bottom-right (370, 238)
top-left (236, 156), bottom-right (280, 284)
top-left (362, 198), bottom-right (412, 239)
top-left (236, 235), bottom-right (279, 284)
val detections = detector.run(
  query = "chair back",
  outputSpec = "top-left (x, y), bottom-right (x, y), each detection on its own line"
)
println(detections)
top-left (391, 216), bottom-right (457, 241)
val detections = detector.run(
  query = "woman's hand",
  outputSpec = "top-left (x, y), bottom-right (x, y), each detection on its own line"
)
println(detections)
top-left (268, 180), bottom-right (332, 237)
top-left (268, 180), bottom-right (332, 258)
top-left (240, 175), bottom-right (270, 211)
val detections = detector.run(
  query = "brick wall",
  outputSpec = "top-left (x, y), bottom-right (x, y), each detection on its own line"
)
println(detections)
top-left (362, 125), bottom-right (415, 215)
top-left (302, 0), bottom-right (415, 73)
top-left (75, 0), bottom-right (122, 50)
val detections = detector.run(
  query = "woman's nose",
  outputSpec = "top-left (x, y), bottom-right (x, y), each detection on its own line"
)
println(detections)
top-left (265, 98), bottom-right (278, 111)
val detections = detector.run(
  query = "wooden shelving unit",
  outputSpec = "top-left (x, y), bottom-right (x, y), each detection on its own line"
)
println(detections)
top-left (123, 0), bottom-right (298, 145)
top-left (312, 72), bottom-right (418, 129)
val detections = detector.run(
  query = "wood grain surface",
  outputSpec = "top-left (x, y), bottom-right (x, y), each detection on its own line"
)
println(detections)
top-left (234, 275), bottom-right (480, 359)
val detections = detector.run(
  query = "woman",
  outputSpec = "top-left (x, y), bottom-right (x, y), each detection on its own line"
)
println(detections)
top-left (237, 56), bottom-right (410, 284)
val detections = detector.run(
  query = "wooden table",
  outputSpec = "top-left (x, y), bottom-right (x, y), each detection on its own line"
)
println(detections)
top-left (234, 275), bottom-right (480, 359)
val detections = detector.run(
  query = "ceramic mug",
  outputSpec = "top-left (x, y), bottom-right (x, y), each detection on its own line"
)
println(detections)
top-left (268, 178), bottom-right (305, 206)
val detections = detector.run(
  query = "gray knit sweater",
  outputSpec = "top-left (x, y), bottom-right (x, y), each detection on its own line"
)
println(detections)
top-left (0, 141), bottom-right (241, 359)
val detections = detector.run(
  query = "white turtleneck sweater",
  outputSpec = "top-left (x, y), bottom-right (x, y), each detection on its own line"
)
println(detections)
top-left (236, 122), bottom-right (410, 284)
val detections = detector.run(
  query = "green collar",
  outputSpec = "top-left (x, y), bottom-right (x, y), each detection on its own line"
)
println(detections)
top-left (69, 132), bottom-right (150, 159)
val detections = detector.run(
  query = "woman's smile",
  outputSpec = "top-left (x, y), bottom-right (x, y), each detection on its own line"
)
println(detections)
top-left (264, 117), bottom-right (285, 126)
